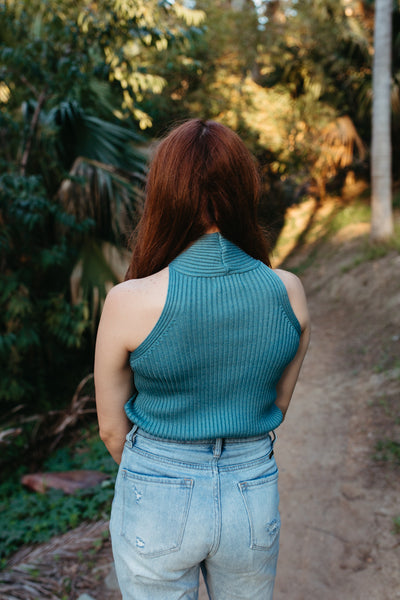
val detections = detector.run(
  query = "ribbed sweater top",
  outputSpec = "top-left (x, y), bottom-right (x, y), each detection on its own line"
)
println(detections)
top-left (124, 232), bottom-right (301, 440)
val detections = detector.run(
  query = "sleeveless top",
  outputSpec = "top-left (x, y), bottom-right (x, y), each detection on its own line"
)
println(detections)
top-left (124, 232), bottom-right (301, 440)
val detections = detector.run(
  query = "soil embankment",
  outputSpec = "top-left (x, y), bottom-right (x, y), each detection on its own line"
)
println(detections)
top-left (274, 218), bottom-right (400, 600)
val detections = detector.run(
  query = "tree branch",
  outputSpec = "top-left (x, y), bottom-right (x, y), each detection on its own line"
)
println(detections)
top-left (20, 89), bottom-right (48, 176)
top-left (19, 75), bottom-right (41, 99)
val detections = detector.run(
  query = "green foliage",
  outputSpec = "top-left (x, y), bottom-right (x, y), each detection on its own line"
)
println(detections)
top-left (140, 0), bottom-right (262, 131)
top-left (0, 429), bottom-right (117, 565)
top-left (256, 1), bottom-right (373, 125)
top-left (394, 515), bottom-right (400, 535)
top-left (0, 0), bottom-right (205, 247)
top-left (0, 0), bottom-right (203, 124)
top-left (374, 439), bottom-right (400, 465)
top-left (0, 0), bottom-right (205, 419)
top-left (140, 0), bottom-right (399, 206)
top-left (28, 100), bottom-right (147, 198)
top-left (43, 427), bottom-right (116, 473)
top-left (340, 221), bottom-right (400, 273)
top-left (0, 172), bottom-right (93, 413)
top-left (324, 201), bottom-right (371, 234)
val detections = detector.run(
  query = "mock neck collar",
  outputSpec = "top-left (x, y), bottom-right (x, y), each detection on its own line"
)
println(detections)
top-left (169, 232), bottom-right (259, 276)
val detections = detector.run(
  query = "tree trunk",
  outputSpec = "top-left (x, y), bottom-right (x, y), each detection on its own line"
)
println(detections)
top-left (371, 0), bottom-right (394, 241)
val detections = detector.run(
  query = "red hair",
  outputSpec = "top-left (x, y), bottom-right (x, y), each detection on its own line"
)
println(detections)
top-left (126, 119), bottom-right (271, 279)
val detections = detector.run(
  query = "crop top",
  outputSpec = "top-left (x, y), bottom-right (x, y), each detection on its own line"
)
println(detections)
top-left (124, 232), bottom-right (301, 440)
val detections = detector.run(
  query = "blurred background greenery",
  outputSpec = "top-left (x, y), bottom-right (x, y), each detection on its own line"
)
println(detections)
top-left (0, 0), bottom-right (399, 468)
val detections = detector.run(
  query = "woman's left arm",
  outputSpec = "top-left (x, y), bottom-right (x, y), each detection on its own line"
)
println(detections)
top-left (274, 270), bottom-right (311, 420)
top-left (94, 286), bottom-right (133, 464)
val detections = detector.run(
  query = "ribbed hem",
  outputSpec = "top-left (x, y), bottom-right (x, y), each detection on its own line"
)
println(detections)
top-left (124, 396), bottom-right (284, 441)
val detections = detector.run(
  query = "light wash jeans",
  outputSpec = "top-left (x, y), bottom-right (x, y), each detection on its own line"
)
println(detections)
top-left (110, 426), bottom-right (280, 600)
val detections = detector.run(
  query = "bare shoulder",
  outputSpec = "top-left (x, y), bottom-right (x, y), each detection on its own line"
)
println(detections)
top-left (273, 268), bottom-right (310, 332)
top-left (105, 267), bottom-right (169, 310)
top-left (273, 268), bottom-right (304, 293)
top-left (100, 267), bottom-right (170, 352)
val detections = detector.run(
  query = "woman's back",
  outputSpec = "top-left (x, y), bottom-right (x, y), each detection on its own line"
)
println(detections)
top-left (114, 233), bottom-right (302, 440)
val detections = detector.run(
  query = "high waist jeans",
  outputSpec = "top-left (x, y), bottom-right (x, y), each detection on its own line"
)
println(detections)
top-left (110, 426), bottom-right (280, 600)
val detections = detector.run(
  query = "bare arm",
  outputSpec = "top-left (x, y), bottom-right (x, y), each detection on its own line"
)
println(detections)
top-left (94, 268), bottom-right (169, 463)
top-left (94, 286), bottom-right (133, 464)
top-left (274, 269), bottom-right (310, 419)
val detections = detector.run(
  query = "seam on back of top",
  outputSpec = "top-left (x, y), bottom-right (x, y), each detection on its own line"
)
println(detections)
top-left (217, 231), bottom-right (230, 273)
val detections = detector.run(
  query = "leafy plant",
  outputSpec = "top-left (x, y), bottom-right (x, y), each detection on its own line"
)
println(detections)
top-left (374, 439), bottom-right (400, 465)
top-left (0, 173), bottom-right (94, 416)
top-left (0, 0), bottom-right (206, 424)
top-left (393, 515), bottom-right (400, 535)
top-left (0, 428), bottom-right (117, 566)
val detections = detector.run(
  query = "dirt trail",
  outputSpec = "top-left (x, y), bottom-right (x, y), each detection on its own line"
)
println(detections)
top-left (274, 278), bottom-right (400, 600)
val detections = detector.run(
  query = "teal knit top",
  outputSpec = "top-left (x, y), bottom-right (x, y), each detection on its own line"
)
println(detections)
top-left (125, 232), bottom-right (301, 440)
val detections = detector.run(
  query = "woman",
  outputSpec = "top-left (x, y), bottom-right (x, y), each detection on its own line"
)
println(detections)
top-left (94, 119), bottom-right (310, 600)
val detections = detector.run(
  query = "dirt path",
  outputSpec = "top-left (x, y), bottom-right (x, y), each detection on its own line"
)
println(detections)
top-left (274, 287), bottom-right (400, 600)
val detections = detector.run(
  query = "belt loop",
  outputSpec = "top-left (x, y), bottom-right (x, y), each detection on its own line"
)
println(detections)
top-left (213, 438), bottom-right (223, 458)
top-left (125, 424), bottom-right (138, 448)
top-left (269, 430), bottom-right (276, 458)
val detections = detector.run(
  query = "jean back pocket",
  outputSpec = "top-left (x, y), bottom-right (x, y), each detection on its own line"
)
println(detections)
top-left (238, 469), bottom-right (280, 551)
top-left (121, 469), bottom-right (193, 557)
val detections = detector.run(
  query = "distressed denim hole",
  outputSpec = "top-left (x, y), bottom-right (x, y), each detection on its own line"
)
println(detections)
top-left (238, 470), bottom-right (280, 551)
top-left (121, 469), bottom-right (193, 557)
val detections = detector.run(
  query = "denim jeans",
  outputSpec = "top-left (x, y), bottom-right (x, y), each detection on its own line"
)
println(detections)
top-left (110, 426), bottom-right (280, 600)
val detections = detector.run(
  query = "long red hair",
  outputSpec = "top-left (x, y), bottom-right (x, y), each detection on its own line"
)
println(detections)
top-left (125, 119), bottom-right (271, 279)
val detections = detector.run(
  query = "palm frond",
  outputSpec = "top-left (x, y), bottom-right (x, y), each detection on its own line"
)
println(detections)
top-left (70, 238), bottom-right (130, 325)
top-left (1, 520), bottom-right (110, 600)
top-left (46, 100), bottom-right (147, 172)
top-left (318, 115), bottom-right (366, 172)
top-left (58, 156), bottom-right (145, 243)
